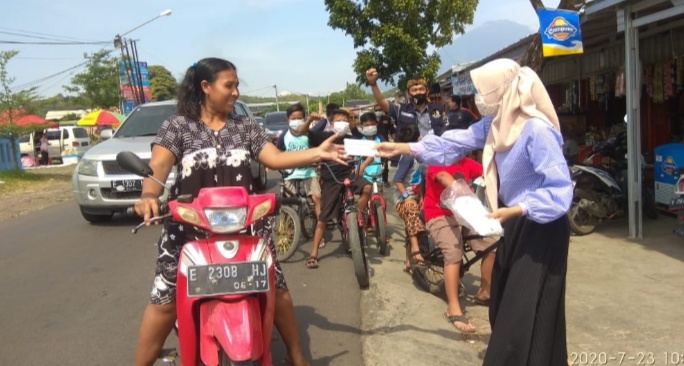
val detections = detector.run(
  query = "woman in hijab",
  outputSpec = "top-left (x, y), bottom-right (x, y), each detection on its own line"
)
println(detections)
top-left (375, 58), bottom-right (573, 366)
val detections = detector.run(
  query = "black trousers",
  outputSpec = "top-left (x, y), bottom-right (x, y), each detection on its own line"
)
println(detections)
top-left (483, 214), bottom-right (570, 366)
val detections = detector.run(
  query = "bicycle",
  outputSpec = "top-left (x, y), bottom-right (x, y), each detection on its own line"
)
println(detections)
top-left (319, 161), bottom-right (370, 289)
top-left (273, 170), bottom-right (317, 262)
top-left (362, 163), bottom-right (389, 255)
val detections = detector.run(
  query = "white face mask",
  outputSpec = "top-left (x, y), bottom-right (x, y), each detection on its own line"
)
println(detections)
top-left (362, 126), bottom-right (377, 136)
top-left (333, 121), bottom-right (350, 135)
top-left (288, 119), bottom-right (304, 132)
top-left (474, 93), bottom-right (501, 116)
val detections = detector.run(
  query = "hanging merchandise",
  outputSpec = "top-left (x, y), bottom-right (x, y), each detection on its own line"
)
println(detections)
top-left (615, 68), bottom-right (625, 97)
top-left (589, 75), bottom-right (597, 101)
top-left (597, 74), bottom-right (605, 103)
top-left (674, 56), bottom-right (684, 92)
top-left (665, 59), bottom-right (675, 98)
top-left (675, 56), bottom-right (684, 89)
top-left (644, 64), bottom-right (654, 98)
top-left (654, 62), bottom-right (664, 103)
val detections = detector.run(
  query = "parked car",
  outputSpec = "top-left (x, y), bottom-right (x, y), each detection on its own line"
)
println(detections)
top-left (263, 111), bottom-right (289, 142)
top-left (254, 116), bottom-right (265, 127)
top-left (19, 126), bottom-right (91, 161)
top-left (72, 100), bottom-right (268, 223)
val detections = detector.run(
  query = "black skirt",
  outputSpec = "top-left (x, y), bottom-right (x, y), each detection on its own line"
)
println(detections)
top-left (483, 214), bottom-right (570, 366)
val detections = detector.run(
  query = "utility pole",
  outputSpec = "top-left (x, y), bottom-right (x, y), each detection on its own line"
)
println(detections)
top-left (305, 94), bottom-right (310, 114)
top-left (273, 85), bottom-right (279, 111)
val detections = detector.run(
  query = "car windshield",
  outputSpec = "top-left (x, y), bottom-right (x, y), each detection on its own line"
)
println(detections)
top-left (264, 112), bottom-right (288, 130)
top-left (115, 104), bottom-right (177, 138)
top-left (114, 103), bottom-right (250, 138)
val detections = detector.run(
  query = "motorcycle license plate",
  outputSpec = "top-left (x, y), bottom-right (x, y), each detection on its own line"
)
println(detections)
top-left (187, 261), bottom-right (269, 297)
top-left (669, 197), bottom-right (684, 211)
top-left (111, 179), bottom-right (142, 192)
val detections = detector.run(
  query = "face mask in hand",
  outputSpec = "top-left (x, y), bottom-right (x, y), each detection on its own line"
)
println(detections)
top-left (474, 93), bottom-right (501, 116)
top-left (411, 93), bottom-right (427, 105)
top-left (289, 119), bottom-right (304, 132)
top-left (333, 121), bottom-right (350, 135)
top-left (362, 126), bottom-right (377, 137)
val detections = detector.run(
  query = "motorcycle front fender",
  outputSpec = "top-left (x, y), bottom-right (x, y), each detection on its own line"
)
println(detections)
top-left (199, 298), bottom-right (264, 365)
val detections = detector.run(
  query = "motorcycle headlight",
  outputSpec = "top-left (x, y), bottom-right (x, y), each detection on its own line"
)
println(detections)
top-left (77, 159), bottom-right (98, 176)
top-left (204, 208), bottom-right (247, 233)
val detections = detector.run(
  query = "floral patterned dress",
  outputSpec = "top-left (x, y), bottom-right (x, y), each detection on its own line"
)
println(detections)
top-left (149, 113), bottom-right (285, 306)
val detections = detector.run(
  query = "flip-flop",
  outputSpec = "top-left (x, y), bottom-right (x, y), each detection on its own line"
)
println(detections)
top-left (443, 312), bottom-right (476, 333)
top-left (410, 251), bottom-right (427, 267)
top-left (305, 257), bottom-right (319, 269)
top-left (473, 297), bottom-right (490, 307)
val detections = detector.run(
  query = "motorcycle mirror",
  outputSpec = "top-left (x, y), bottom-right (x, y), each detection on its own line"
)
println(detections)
top-left (116, 151), bottom-right (153, 177)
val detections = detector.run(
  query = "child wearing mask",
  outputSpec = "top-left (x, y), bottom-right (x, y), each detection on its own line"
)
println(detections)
top-left (276, 103), bottom-right (322, 219)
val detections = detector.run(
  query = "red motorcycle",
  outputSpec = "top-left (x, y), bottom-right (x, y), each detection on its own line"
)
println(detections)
top-left (117, 151), bottom-right (299, 366)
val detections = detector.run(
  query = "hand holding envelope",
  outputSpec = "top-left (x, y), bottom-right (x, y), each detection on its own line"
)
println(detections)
top-left (343, 139), bottom-right (378, 157)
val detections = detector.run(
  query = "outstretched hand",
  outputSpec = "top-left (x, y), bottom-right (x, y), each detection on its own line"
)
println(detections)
top-left (374, 142), bottom-right (409, 158)
top-left (487, 206), bottom-right (523, 223)
top-left (317, 133), bottom-right (348, 165)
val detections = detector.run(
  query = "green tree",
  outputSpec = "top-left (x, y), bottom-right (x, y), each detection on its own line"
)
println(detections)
top-left (325, 0), bottom-right (478, 89)
top-left (148, 65), bottom-right (178, 101)
top-left (64, 50), bottom-right (119, 109)
top-left (0, 50), bottom-right (39, 170)
top-left (342, 82), bottom-right (370, 100)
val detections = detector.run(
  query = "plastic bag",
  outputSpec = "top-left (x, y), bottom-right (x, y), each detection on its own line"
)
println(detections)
top-left (440, 178), bottom-right (504, 237)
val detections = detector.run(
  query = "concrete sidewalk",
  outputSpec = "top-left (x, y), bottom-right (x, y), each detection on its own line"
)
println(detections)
top-left (361, 193), bottom-right (684, 366)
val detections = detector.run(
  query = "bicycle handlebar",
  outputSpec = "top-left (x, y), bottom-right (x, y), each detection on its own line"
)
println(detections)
top-left (318, 160), bottom-right (360, 185)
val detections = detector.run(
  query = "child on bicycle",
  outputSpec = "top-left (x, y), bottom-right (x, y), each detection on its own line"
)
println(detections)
top-left (423, 129), bottom-right (496, 333)
top-left (276, 103), bottom-right (322, 219)
top-left (300, 109), bottom-right (373, 269)
top-left (358, 112), bottom-right (386, 186)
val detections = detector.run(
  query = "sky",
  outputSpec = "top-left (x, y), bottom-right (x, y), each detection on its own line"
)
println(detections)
top-left (1, 0), bottom-right (560, 99)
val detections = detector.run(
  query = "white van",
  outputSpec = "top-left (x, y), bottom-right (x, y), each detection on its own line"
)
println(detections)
top-left (19, 126), bottom-right (91, 160)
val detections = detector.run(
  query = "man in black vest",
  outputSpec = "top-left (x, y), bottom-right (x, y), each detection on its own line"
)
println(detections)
top-left (365, 68), bottom-right (446, 142)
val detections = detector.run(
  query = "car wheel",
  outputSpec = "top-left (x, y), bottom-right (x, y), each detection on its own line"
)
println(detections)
top-left (79, 207), bottom-right (113, 224)
top-left (254, 163), bottom-right (268, 192)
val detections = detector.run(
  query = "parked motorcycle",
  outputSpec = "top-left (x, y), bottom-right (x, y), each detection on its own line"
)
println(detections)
top-left (668, 169), bottom-right (684, 236)
top-left (568, 130), bottom-right (658, 235)
top-left (117, 151), bottom-right (299, 366)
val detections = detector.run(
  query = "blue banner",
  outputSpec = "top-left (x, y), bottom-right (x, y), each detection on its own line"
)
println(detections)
top-left (537, 9), bottom-right (583, 57)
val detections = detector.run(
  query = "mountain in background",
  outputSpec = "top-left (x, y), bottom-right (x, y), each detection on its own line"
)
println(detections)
top-left (437, 20), bottom-right (535, 74)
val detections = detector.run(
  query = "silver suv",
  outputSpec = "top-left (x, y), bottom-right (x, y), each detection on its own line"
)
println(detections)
top-left (72, 100), bottom-right (268, 223)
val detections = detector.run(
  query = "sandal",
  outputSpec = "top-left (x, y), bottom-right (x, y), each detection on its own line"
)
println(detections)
top-left (318, 239), bottom-right (326, 249)
top-left (402, 267), bottom-right (413, 276)
top-left (443, 312), bottom-right (476, 333)
top-left (409, 251), bottom-right (427, 267)
top-left (473, 297), bottom-right (490, 307)
top-left (305, 257), bottom-right (319, 269)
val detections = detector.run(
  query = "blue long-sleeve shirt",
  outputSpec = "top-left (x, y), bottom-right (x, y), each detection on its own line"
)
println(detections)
top-left (409, 116), bottom-right (573, 224)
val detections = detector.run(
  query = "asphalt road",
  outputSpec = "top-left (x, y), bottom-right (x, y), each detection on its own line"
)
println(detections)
top-left (0, 173), bottom-right (364, 365)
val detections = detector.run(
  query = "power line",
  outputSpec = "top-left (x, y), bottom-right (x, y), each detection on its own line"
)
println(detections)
top-left (15, 56), bottom-right (83, 60)
top-left (0, 39), bottom-right (109, 45)
top-left (0, 30), bottom-right (88, 43)
top-left (14, 61), bottom-right (88, 90)
top-left (0, 26), bottom-right (95, 42)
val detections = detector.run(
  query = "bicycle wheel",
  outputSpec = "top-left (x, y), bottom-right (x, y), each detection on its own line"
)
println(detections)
top-left (373, 200), bottom-right (388, 255)
top-left (346, 212), bottom-right (369, 288)
top-left (273, 206), bottom-right (301, 262)
top-left (300, 198), bottom-right (316, 239)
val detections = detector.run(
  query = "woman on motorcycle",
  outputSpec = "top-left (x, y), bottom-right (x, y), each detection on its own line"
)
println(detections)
top-left (375, 58), bottom-right (573, 366)
top-left (133, 57), bottom-right (345, 366)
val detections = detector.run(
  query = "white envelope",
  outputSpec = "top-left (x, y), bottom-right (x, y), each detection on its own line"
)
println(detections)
top-left (344, 139), bottom-right (378, 157)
